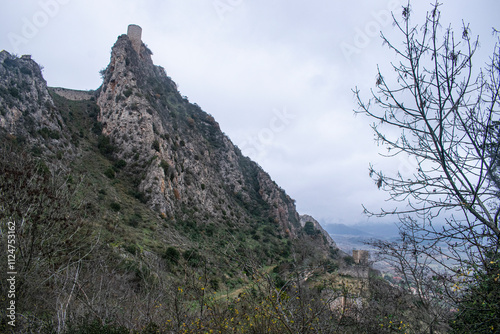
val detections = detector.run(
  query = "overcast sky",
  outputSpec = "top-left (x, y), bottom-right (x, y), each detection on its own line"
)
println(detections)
top-left (1, 0), bottom-right (499, 228)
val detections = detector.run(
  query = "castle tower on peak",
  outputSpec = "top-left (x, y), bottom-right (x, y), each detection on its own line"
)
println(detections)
top-left (127, 24), bottom-right (142, 54)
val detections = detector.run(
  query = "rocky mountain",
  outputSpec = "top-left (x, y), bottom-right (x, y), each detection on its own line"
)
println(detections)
top-left (95, 31), bottom-right (303, 238)
top-left (0, 26), bottom-right (352, 333)
top-left (0, 51), bottom-right (69, 155)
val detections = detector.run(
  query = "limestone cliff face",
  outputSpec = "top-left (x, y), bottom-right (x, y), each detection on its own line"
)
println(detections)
top-left (96, 34), bottom-right (301, 236)
top-left (0, 34), bottom-right (326, 242)
top-left (0, 51), bottom-right (64, 148)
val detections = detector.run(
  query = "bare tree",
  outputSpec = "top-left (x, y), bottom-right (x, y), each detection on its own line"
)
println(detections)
top-left (354, 1), bottom-right (499, 331)
top-left (0, 144), bottom-right (94, 332)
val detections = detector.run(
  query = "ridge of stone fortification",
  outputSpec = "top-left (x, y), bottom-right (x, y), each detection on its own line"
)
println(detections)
top-left (50, 87), bottom-right (95, 101)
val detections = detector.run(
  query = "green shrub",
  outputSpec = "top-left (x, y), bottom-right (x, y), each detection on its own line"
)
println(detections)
top-left (160, 159), bottom-right (169, 174)
top-left (39, 127), bottom-right (61, 140)
top-left (141, 322), bottom-right (161, 334)
top-left (163, 246), bottom-right (180, 265)
top-left (15, 135), bottom-right (26, 145)
top-left (204, 223), bottom-right (215, 237)
top-left (65, 319), bottom-right (129, 334)
top-left (123, 88), bottom-right (133, 98)
top-left (450, 258), bottom-right (500, 333)
top-left (124, 243), bottom-right (138, 255)
top-left (3, 57), bottom-right (18, 68)
top-left (20, 66), bottom-right (32, 75)
top-left (304, 221), bottom-right (316, 235)
top-left (8, 87), bottom-right (20, 99)
top-left (92, 121), bottom-right (103, 135)
top-left (209, 277), bottom-right (220, 291)
top-left (110, 202), bottom-right (121, 212)
top-left (183, 249), bottom-right (204, 267)
top-left (97, 135), bottom-right (116, 156)
top-left (114, 159), bottom-right (127, 169)
top-left (151, 139), bottom-right (160, 152)
top-left (104, 167), bottom-right (115, 179)
top-left (130, 190), bottom-right (148, 203)
top-left (31, 145), bottom-right (43, 156)
top-left (127, 214), bottom-right (141, 228)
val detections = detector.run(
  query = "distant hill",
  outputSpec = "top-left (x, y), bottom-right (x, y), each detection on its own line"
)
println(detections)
top-left (326, 222), bottom-right (399, 238)
top-left (327, 223), bottom-right (373, 236)
top-left (325, 222), bottom-right (400, 253)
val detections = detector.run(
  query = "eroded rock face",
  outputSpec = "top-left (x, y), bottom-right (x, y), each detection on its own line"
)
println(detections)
top-left (96, 34), bottom-right (302, 236)
top-left (0, 51), bottom-right (62, 142)
top-left (0, 35), bottom-right (321, 242)
top-left (300, 214), bottom-right (337, 248)
top-left (0, 51), bottom-right (76, 168)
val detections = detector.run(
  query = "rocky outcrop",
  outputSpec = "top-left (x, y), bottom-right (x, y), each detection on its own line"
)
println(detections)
top-left (0, 51), bottom-right (72, 162)
top-left (96, 33), bottom-right (303, 236)
top-left (0, 51), bottom-right (62, 141)
top-left (258, 171), bottom-right (301, 237)
top-left (0, 31), bottom-right (333, 243)
top-left (300, 214), bottom-right (337, 248)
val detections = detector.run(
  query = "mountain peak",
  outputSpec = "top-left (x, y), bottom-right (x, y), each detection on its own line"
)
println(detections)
top-left (95, 28), bottom-right (308, 238)
top-left (0, 50), bottom-right (63, 148)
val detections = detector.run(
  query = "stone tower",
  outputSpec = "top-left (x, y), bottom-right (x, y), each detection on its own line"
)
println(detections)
top-left (127, 24), bottom-right (142, 54)
top-left (353, 250), bottom-right (370, 265)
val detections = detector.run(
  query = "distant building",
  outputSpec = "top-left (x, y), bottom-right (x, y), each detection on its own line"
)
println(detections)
top-left (352, 250), bottom-right (370, 265)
